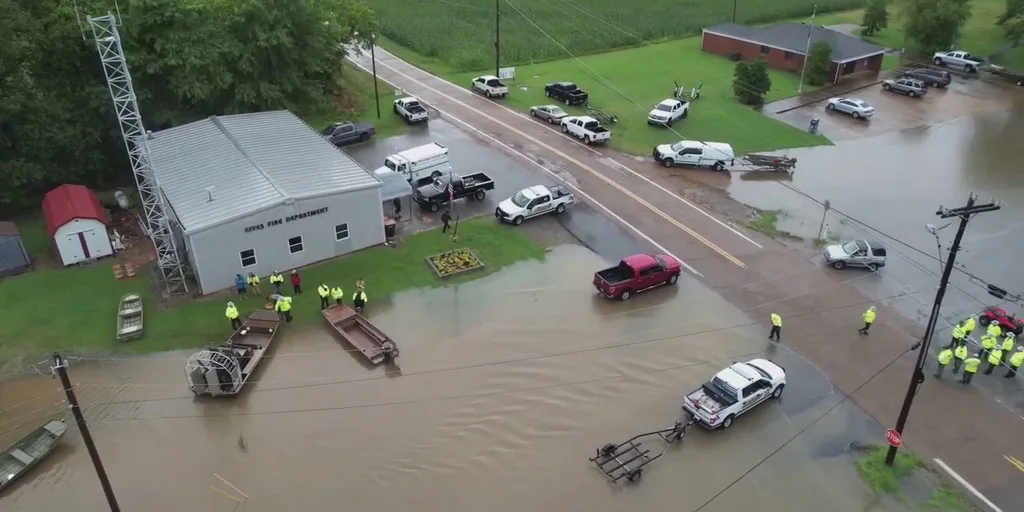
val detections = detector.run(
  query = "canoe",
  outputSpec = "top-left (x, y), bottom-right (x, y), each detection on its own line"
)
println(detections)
top-left (116, 293), bottom-right (144, 341)
top-left (0, 419), bottom-right (69, 491)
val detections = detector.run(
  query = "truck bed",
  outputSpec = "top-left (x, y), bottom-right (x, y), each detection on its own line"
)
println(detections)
top-left (596, 266), bottom-right (632, 285)
top-left (685, 384), bottom-right (734, 415)
top-left (322, 304), bottom-right (395, 365)
top-left (461, 172), bottom-right (494, 189)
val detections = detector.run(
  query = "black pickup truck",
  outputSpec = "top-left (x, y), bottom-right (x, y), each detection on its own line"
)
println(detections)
top-left (413, 172), bottom-right (496, 212)
top-left (544, 82), bottom-right (589, 106)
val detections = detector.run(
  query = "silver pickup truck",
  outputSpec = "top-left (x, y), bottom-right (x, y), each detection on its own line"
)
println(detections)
top-left (933, 51), bottom-right (984, 73)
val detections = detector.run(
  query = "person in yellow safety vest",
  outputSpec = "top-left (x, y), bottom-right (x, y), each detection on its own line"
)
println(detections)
top-left (963, 316), bottom-right (976, 338)
top-left (225, 301), bottom-right (241, 331)
top-left (984, 348), bottom-right (1003, 375)
top-left (987, 321), bottom-right (1002, 339)
top-left (768, 313), bottom-right (782, 342)
top-left (246, 272), bottom-right (262, 297)
top-left (317, 284), bottom-right (331, 310)
top-left (858, 306), bottom-right (877, 335)
top-left (269, 271), bottom-right (285, 294)
top-left (952, 344), bottom-right (968, 374)
top-left (274, 296), bottom-right (293, 323)
top-left (979, 334), bottom-right (997, 362)
top-left (353, 290), bottom-right (368, 313)
top-left (961, 354), bottom-right (982, 384)
top-left (947, 322), bottom-right (966, 348)
top-left (330, 286), bottom-right (344, 306)
top-left (934, 347), bottom-right (953, 379)
top-left (1006, 347), bottom-right (1024, 379)
top-left (1001, 333), bottom-right (1016, 364)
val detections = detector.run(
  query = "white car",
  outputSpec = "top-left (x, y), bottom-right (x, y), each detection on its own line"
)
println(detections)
top-left (393, 97), bottom-right (429, 123)
top-left (471, 75), bottom-right (508, 98)
top-left (495, 185), bottom-right (575, 226)
top-left (647, 98), bottom-right (689, 126)
top-left (825, 97), bottom-right (874, 119)
top-left (682, 359), bottom-right (786, 430)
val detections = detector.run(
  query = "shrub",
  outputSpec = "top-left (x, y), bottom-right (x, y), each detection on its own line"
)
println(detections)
top-left (733, 60), bottom-right (772, 105)
top-left (805, 40), bottom-right (834, 86)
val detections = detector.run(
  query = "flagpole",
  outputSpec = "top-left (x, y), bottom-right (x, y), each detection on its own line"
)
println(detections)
top-left (797, 4), bottom-right (817, 93)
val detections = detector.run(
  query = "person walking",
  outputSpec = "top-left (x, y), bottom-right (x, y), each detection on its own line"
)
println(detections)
top-left (352, 290), bottom-right (368, 314)
top-left (274, 296), bottom-right (293, 323)
top-left (393, 197), bottom-right (402, 220)
top-left (987, 320), bottom-right (1002, 340)
top-left (247, 272), bottom-right (262, 297)
top-left (934, 347), bottom-right (953, 379)
top-left (290, 270), bottom-right (302, 294)
top-left (858, 306), bottom-right (876, 335)
top-left (963, 316), bottom-right (976, 338)
top-left (317, 284), bottom-right (331, 310)
top-left (952, 343), bottom-right (968, 374)
top-left (768, 313), bottom-right (782, 342)
top-left (1005, 347), bottom-right (1024, 379)
top-left (269, 271), bottom-right (284, 294)
top-left (225, 301), bottom-right (241, 331)
top-left (441, 210), bottom-right (452, 233)
top-left (979, 334), bottom-right (997, 363)
top-left (1001, 333), bottom-right (1016, 364)
top-left (961, 353), bottom-right (982, 384)
top-left (331, 285), bottom-right (344, 306)
top-left (234, 274), bottom-right (247, 298)
top-left (947, 322), bottom-right (966, 348)
top-left (984, 347), bottom-right (1004, 375)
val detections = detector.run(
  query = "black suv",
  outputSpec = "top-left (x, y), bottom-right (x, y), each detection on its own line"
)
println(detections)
top-left (901, 68), bottom-right (952, 88)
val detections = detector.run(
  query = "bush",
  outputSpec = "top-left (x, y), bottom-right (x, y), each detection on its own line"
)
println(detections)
top-left (733, 60), bottom-right (772, 105)
top-left (805, 40), bottom-right (834, 86)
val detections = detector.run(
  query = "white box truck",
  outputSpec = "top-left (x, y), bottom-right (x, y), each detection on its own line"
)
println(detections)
top-left (376, 142), bottom-right (451, 183)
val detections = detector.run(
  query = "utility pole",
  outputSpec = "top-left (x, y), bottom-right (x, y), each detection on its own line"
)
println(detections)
top-left (797, 5), bottom-right (817, 93)
top-left (495, 0), bottom-right (501, 77)
top-left (370, 33), bottom-right (381, 119)
top-left (885, 194), bottom-right (1001, 466)
top-left (732, 0), bottom-right (738, 23)
top-left (53, 353), bottom-right (122, 511)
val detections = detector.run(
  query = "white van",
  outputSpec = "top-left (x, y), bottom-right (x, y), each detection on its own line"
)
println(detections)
top-left (652, 140), bottom-right (735, 171)
top-left (376, 142), bottom-right (451, 183)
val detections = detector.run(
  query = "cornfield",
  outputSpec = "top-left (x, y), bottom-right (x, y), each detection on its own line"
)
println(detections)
top-left (367, 0), bottom-right (868, 71)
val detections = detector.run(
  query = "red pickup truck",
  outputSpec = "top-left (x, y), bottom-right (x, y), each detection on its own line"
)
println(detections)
top-left (593, 253), bottom-right (682, 300)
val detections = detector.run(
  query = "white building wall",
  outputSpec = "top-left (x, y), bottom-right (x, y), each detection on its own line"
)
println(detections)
top-left (186, 187), bottom-right (385, 294)
top-left (53, 218), bottom-right (113, 266)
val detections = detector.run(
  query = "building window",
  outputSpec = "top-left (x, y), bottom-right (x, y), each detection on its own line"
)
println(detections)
top-left (760, 45), bottom-right (770, 54)
top-left (288, 236), bottom-right (304, 254)
top-left (784, 51), bottom-right (794, 59)
top-left (335, 223), bottom-right (350, 241)
top-left (239, 249), bottom-right (257, 268)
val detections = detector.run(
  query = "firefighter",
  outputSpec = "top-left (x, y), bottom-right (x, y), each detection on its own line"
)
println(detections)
top-left (987, 320), bottom-right (1002, 339)
top-left (353, 290), bottom-right (368, 314)
top-left (984, 347), bottom-right (1004, 375)
top-left (961, 353), bottom-right (982, 384)
top-left (317, 284), bottom-right (331, 310)
top-left (947, 322), bottom-right (966, 348)
top-left (1001, 333), bottom-right (1016, 364)
top-left (934, 347), bottom-right (953, 379)
top-left (274, 296), bottom-right (293, 323)
top-left (963, 316), bottom-right (976, 338)
top-left (980, 334), bottom-right (997, 362)
top-left (331, 285), bottom-right (344, 306)
top-left (1006, 347), bottom-right (1024, 379)
top-left (952, 343), bottom-right (968, 374)
top-left (269, 271), bottom-right (285, 294)
top-left (769, 313), bottom-right (782, 342)
top-left (225, 302), bottom-right (241, 331)
top-left (858, 306), bottom-right (876, 335)
top-left (247, 272), bottom-right (262, 297)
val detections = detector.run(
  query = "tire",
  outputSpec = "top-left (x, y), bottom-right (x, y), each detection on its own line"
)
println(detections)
top-left (358, 132), bottom-right (369, 142)
top-left (868, 263), bottom-right (879, 272)
top-left (934, 58), bottom-right (943, 66)
top-left (965, 65), bottom-right (975, 73)
top-left (908, 91), bottom-right (916, 98)
top-left (530, 110), bottom-right (537, 117)
top-left (662, 158), bottom-right (674, 168)
top-left (619, 290), bottom-right (632, 301)
top-left (833, 261), bottom-right (846, 270)
top-left (1017, 79), bottom-right (1023, 87)
top-left (933, 81), bottom-right (941, 87)
top-left (561, 124), bottom-right (569, 133)
top-left (772, 385), bottom-right (785, 399)
top-left (473, 189), bottom-right (486, 201)
top-left (853, 112), bottom-right (861, 119)
top-left (429, 203), bottom-right (439, 213)
top-left (545, 90), bottom-right (551, 98)
top-left (555, 203), bottom-right (566, 214)
top-left (826, 103), bottom-right (836, 111)
top-left (883, 83), bottom-right (891, 90)
top-left (667, 117), bottom-right (674, 126)
top-left (564, 97), bottom-right (570, 105)
top-left (713, 161), bottom-right (725, 171)
top-left (485, 91), bottom-right (492, 98)
top-left (666, 273), bottom-right (679, 285)
top-left (978, 316), bottom-right (991, 327)
top-left (512, 216), bottom-right (524, 226)
top-left (393, 105), bottom-right (399, 114)
top-left (547, 117), bottom-right (555, 124)
top-left (721, 415), bottom-right (734, 429)
top-left (584, 135), bottom-right (591, 144)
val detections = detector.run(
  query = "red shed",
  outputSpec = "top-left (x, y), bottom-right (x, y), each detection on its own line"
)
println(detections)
top-left (41, 184), bottom-right (113, 266)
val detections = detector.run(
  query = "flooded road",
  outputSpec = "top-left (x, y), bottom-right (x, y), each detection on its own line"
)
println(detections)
top-left (3, 244), bottom-right (905, 511)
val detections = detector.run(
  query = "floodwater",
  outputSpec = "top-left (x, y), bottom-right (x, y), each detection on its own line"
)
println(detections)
top-left (2, 244), bottom-right (905, 511)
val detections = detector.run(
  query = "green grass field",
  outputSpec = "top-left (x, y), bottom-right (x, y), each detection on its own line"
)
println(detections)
top-left (0, 217), bottom-right (544, 373)
top-left (370, 0), bottom-right (868, 70)
top-left (302, 67), bottom-right (408, 139)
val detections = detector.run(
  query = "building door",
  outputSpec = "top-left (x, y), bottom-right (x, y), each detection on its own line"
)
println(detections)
top-left (78, 232), bottom-right (91, 259)
top-left (841, 61), bottom-right (856, 76)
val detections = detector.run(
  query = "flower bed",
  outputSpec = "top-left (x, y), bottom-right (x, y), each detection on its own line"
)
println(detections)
top-left (426, 248), bottom-right (485, 278)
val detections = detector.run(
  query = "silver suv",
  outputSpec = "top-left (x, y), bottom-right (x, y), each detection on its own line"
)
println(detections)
top-left (882, 77), bottom-right (927, 98)
top-left (824, 240), bottom-right (887, 271)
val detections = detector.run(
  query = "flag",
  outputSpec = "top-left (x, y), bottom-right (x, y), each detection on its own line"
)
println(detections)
top-left (448, 183), bottom-right (455, 202)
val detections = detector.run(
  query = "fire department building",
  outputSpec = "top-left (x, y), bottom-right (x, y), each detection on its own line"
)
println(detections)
top-left (701, 22), bottom-right (886, 84)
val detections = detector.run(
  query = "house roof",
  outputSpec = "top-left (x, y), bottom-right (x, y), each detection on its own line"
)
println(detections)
top-left (375, 169), bottom-right (413, 202)
top-left (41, 184), bottom-right (107, 237)
top-left (147, 110), bottom-right (381, 234)
top-left (703, 22), bottom-right (885, 62)
top-left (0, 221), bottom-right (20, 237)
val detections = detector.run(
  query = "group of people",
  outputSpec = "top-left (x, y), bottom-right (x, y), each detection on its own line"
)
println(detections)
top-left (317, 278), bottom-right (368, 313)
top-left (234, 269), bottom-right (303, 297)
top-left (935, 316), bottom-right (1024, 384)
top-left (224, 270), bottom-right (370, 331)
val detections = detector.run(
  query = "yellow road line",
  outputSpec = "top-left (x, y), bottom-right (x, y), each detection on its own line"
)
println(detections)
top-left (210, 485), bottom-right (242, 503)
top-left (372, 58), bottom-right (747, 270)
top-left (1005, 455), bottom-right (1024, 473)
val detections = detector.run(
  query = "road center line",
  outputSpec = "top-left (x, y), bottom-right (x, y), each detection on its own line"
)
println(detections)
top-left (363, 54), bottom-right (747, 269)
top-left (933, 458), bottom-right (1003, 512)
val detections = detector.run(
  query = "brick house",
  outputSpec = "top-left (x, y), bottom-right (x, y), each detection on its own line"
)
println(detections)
top-left (701, 23), bottom-right (886, 84)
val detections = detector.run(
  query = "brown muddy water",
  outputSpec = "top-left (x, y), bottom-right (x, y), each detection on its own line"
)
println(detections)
top-left (2, 245), bottom-right (904, 511)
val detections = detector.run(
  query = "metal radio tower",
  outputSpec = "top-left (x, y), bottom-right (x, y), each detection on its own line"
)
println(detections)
top-left (87, 13), bottom-right (188, 295)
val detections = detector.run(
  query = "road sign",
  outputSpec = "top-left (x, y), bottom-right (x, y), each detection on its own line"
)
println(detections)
top-left (885, 428), bottom-right (902, 448)
top-left (498, 67), bottom-right (516, 80)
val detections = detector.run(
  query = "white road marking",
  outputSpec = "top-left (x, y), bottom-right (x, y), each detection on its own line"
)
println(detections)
top-left (371, 48), bottom-right (764, 249)
top-left (933, 458), bottom-right (1004, 512)
top-left (348, 57), bottom-right (703, 277)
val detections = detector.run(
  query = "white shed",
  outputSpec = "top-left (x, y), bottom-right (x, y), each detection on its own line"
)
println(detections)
top-left (41, 184), bottom-right (113, 266)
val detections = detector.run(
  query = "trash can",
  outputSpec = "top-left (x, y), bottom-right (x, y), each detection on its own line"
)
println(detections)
top-left (808, 117), bottom-right (820, 134)
top-left (730, 50), bottom-right (741, 62)
top-left (384, 217), bottom-right (397, 239)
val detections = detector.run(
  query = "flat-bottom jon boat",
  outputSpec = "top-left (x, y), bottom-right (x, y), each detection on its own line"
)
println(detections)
top-left (0, 419), bottom-right (69, 491)
top-left (116, 293), bottom-right (144, 341)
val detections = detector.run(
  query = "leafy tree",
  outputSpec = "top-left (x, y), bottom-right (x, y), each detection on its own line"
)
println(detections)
top-left (901, 0), bottom-right (973, 54)
top-left (861, 0), bottom-right (889, 36)
top-left (804, 40), bottom-right (833, 86)
top-left (998, 0), bottom-right (1024, 45)
top-left (733, 60), bottom-right (772, 106)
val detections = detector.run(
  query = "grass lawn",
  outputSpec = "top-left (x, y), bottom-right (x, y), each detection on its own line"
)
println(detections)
top-left (856, 444), bottom-right (925, 494)
top-left (0, 217), bottom-right (544, 373)
top-left (301, 67), bottom-right (408, 140)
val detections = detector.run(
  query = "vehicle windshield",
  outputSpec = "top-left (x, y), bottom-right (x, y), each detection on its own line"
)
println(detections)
top-left (841, 241), bottom-right (860, 254)
top-left (511, 191), bottom-right (532, 208)
top-left (656, 104), bottom-right (673, 112)
top-left (670, 142), bottom-right (687, 152)
top-left (549, 107), bottom-right (566, 117)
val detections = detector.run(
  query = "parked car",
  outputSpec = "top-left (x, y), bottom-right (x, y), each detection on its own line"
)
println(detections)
top-left (977, 306), bottom-right (1024, 336)
top-left (982, 64), bottom-right (1024, 87)
top-left (682, 359), bottom-right (786, 430)
top-left (561, 116), bottom-right (611, 145)
top-left (652, 140), bottom-right (734, 170)
top-left (321, 122), bottom-right (374, 146)
top-left (471, 75), bottom-right (508, 98)
top-left (593, 253), bottom-right (681, 301)
top-left (825, 97), bottom-right (874, 119)
top-left (529, 105), bottom-right (569, 124)
top-left (933, 50), bottom-right (984, 73)
top-left (823, 240), bottom-right (887, 270)
top-left (901, 68), bottom-right (952, 88)
top-left (544, 82), bottom-right (588, 106)
top-left (647, 99), bottom-right (689, 126)
top-left (412, 171), bottom-right (495, 212)
top-left (495, 185), bottom-right (575, 226)
top-left (393, 97), bottom-right (429, 124)
top-left (882, 77), bottom-right (927, 97)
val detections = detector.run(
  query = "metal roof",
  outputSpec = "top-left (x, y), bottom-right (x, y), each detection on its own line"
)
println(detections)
top-left (703, 23), bottom-right (885, 62)
top-left (147, 111), bottom-right (381, 234)
top-left (375, 170), bottom-right (413, 202)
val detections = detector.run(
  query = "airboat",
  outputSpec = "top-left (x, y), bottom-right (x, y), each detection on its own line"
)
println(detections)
top-left (185, 310), bottom-right (281, 397)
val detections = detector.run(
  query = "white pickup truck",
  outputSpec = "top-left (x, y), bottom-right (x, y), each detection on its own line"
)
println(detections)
top-left (682, 359), bottom-right (786, 430)
top-left (495, 184), bottom-right (575, 226)
top-left (560, 116), bottom-right (611, 145)
top-left (393, 97), bottom-right (429, 123)
top-left (471, 75), bottom-right (508, 98)
top-left (932, 50), bottom-right (984, 73)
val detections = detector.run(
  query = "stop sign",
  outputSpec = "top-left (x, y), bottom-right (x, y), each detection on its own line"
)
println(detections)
top-left (886, 428), bottom-right (902, 448)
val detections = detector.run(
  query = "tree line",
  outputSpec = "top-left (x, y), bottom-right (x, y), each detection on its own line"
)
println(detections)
top-left (0, 0), bottom-right (377, 212)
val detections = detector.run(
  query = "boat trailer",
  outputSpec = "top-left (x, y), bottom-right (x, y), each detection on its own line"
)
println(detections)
top-left (588, 416), bottom-right (694, 483)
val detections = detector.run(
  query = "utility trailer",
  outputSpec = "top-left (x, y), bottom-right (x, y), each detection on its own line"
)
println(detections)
top-left (583, 102), bottom-right (619, 124)
top-left (588, 417), bottom-right (693, 483)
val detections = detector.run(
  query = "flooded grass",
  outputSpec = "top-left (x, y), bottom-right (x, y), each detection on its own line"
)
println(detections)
top-left (923, 484), bottom-right (974, 511)
top-left (856, 444), bottom-right (924, 494)
top-left (0, 217), bottom-right (544, 372)
top-left (743, 209), bottom-right (785, 237)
